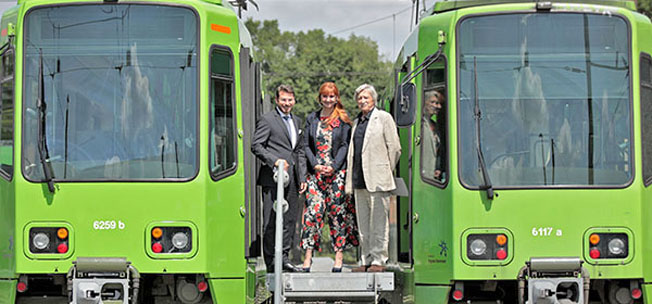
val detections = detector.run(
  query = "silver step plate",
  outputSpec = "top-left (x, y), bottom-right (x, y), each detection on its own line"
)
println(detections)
top-left (267, 272), bottom-right (394, 301)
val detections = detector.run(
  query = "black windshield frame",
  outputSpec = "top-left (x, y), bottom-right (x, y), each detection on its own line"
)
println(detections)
top-left (21, 3), bottom-right (201, 183)
top-left (455, 10), bottom-right (634, 190)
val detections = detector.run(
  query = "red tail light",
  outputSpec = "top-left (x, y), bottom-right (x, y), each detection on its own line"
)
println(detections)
top-left (152, 242), bottom-right (163, 253)
top-left (197, 281), bottom-right (208, 292)
top-left (632, 288), bottom-right (642, 299)
top-left (57, 243), bottom-right (68, 254)
top-left (589, 248), bottom-right (601, 259)
top-left (452, 289), bottom-right (463, 301)
top-left (16, 282), bottom-right (27, 293)
top-left (496, 249), bottom-right (507, 260)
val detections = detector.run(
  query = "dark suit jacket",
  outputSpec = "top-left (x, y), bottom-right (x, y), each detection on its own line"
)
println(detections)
top-left (252, 109), bottom-right (307, 187)
top-left (303, 111), bottom-right (352, 174)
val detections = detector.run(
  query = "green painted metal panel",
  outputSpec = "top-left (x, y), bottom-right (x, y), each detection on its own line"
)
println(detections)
top-left (0, 280), bottom-right (16, 304)
top-left (208, 278), bottom-right (246, 303)
top-left (414, 285), bottom-right (451, 303)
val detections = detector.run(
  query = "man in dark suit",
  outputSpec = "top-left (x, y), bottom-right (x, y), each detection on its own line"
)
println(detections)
top-left (252, 84), bottom-right (307, 272)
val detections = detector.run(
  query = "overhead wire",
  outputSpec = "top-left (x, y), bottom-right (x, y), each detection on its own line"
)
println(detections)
top-left (331, 6), bottom-right (412, 35)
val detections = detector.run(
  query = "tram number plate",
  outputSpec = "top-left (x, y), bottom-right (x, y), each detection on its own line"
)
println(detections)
top-left (93, 220), bottom-right (126, 230)
top-left (532, 227), bottom-right (562, 237)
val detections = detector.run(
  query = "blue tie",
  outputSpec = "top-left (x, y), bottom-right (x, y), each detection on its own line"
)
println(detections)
top-left (282, 115), bottom-right (296, 148)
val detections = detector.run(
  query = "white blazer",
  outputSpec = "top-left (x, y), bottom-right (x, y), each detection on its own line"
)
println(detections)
top-left (345, 108), bottom-right (401, 194)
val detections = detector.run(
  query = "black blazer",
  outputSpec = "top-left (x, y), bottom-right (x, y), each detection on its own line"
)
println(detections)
top-left (303, 111), bottom-right (352, 174)
top-left (252, 109), bottom-right (307, 187)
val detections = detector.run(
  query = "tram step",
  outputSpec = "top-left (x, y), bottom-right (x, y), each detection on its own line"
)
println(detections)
top-left (267, 272), bottom-right (394, 301)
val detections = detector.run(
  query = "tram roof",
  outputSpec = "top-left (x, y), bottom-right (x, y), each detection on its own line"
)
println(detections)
top-left (432, 0), bottom-right (636, 13)
top-left (15, 0), bottom-right (231, 6)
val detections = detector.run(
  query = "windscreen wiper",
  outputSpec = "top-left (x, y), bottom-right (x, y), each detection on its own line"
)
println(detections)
top-left (473, 57), bottom-right (494, 200)
top-left (63, 95), bottom-right (70, 178)
top-left (37, 49), bottom-right (55, 193)
top-left (160, 134), bottom-right (166, 178)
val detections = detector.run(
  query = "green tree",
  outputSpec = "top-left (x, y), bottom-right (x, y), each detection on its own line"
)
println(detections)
top-left (245, 19), bottom-right (393, 120)
top-left (639, 0), bottom-right (652, 18)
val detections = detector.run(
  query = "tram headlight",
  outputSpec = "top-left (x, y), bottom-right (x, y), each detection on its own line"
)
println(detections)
top-left (148, 225), bottom-right (193, 256)
top-left (26, 225), bottom-right (71, 257)
top-left (26, 225), bottom-right (70, 258)
top-left (608, 238), bottom-right (625, 255)
top-left (32, 233), bottom-right (50, 250)
top-left (172, 232), bottom-right (189, 249)
top-left (469, 239), bottom-right (487, 256)
top-left (585, 231), bottom-right (629, 262)
top-left (466, 232), bottom-right (510, 261)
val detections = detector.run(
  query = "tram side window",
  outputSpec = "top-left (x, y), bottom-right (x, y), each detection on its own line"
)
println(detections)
top-left (0, 50), bottom-right (14, 177)
top-left (210, 48), bottom-right (236, 179)
top-left (420, 61), bottom-right (447, 185)
top-left (641, 54), bottom-right (652, 185)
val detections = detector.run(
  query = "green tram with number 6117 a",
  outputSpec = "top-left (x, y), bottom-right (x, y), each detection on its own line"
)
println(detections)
top-left (391, 0), bottom-right (652, 303)
top-left (0, 0), bottom-right (267, 302)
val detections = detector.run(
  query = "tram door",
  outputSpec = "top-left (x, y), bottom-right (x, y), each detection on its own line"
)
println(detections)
top-left (395, 57), bottom-right (415, 264)
top-left (240, 47), bottom-right (263, 258)
top-left (411, 58), bottom-right (451, 276)
top-left (394, 55), bottom-right (449, 266)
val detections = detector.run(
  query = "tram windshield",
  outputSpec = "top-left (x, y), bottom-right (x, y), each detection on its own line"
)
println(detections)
top-left (22, 4), bottom-right (198, 181)
top-left (458, 13), bottom-right (632, 188)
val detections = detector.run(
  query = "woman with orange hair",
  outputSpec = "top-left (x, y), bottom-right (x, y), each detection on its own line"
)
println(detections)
top-left (300, 82), bottom-right (359, 272)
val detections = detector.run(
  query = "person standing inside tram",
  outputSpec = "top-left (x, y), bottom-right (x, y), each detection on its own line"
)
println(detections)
top-left (422, 88), bottom-right (447, 182)
top-left (252, 84), bottom-right (307, 273)
top-left (300, 82), bottom-right (359, 273)
top-left (345, 84), bottom-right (401, 272)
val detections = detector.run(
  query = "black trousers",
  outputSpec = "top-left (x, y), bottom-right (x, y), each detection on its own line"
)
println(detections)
top-left (262, 178), bottom-right (300, 271)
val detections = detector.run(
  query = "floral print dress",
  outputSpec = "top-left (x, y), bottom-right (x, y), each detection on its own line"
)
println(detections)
top-left (300, 117), bottom-right (359, 251)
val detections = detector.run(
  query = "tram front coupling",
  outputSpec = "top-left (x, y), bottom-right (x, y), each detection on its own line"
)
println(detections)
top-left (67, 257), bottom-right (140, 304)
top-left (518, 257), bottom-right (589, 304)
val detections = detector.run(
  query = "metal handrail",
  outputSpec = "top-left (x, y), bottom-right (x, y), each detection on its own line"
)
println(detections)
top-left (273, 160), bottom-right (289, 304)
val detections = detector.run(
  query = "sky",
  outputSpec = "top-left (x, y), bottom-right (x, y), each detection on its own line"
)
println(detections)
top-left (0, 0), bottom-right (438, 60)
top-left (0, 1), bottom-right (13, 13)
top-left (241, 0), bottom-right (438, 60)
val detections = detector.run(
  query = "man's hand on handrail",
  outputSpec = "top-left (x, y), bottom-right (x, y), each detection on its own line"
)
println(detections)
top-left (275, 159), bottom-right (290, 171)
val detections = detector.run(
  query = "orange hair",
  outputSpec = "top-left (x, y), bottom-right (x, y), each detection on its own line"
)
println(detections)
top-left (318, 82), bottom-right (352, 125)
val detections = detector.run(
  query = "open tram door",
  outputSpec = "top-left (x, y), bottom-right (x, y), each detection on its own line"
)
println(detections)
top-left (394, 30), bottom-right (450, 281)
top-left (394, 56), bottom-right (417, 266)
top-left (240, 46), bottom-right (264, 261)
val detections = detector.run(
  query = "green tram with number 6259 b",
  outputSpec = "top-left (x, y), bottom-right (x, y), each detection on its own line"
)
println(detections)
top-left (391, 0), bottom-right (652, 303)
top-left (0, 0), bottom-right (266, 302)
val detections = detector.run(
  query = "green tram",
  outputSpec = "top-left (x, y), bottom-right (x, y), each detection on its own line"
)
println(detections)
top-left (392, 0), bottom-right (652, 303)
top-left (0, 0), bottom-right (265, 302)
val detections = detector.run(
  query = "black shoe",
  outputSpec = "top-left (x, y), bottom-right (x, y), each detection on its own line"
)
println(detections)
top-left (283, 263), bottom-right (300, 272)
top-left (301, 258), bottom-right (312, 272)
top-left (331, 267), bottom-right (342, 273)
